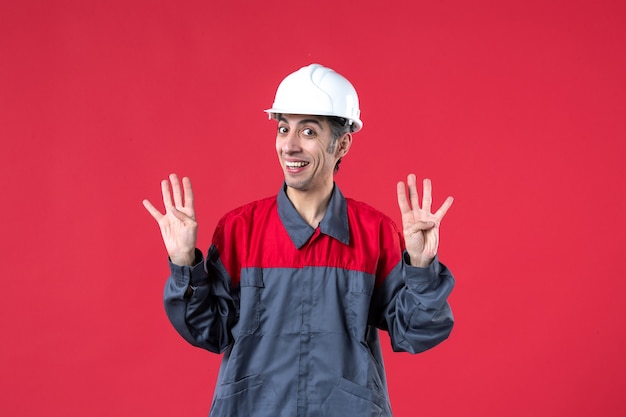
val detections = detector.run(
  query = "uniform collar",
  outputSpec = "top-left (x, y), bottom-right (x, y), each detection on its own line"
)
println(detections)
top-left (277, 183), bottom-right (350, 249)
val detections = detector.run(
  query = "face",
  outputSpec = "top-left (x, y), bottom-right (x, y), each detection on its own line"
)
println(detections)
top-left (275, 114), bottom-right (350, 194)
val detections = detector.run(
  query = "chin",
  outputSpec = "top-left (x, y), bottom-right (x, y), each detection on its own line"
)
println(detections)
top-left (284, 178), bottom-right (311, 192)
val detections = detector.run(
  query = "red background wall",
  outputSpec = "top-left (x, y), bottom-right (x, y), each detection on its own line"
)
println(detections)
top-left (1, 0), bottom-right (625, 416)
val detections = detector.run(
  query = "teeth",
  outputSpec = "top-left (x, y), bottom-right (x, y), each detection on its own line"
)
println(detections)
top-left (286, 161), bottom-right (309, 168)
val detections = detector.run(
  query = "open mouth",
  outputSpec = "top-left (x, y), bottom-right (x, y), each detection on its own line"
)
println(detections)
top-left (285, 161), bottom-right (309, 169)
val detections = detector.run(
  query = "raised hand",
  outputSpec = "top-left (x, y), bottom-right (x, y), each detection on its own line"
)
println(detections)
top-left (143, 174), bottom-right (198, 266)
top-left (397, 174), bottom-right (454, 267)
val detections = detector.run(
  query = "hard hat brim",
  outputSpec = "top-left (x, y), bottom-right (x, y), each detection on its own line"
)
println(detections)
top-left (264, 108), bottom-right (362, 133)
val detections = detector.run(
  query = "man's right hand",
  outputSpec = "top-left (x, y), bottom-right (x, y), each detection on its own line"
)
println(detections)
top-left (143, 173), bottom-right (198, 266)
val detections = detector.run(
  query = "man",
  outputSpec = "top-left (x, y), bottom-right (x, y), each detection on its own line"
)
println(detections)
top-left (143, 63), bottom-right (455, 417)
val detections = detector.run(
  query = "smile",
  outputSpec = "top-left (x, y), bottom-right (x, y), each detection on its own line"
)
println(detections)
top-left (285, 161), bottom-right (309, 168)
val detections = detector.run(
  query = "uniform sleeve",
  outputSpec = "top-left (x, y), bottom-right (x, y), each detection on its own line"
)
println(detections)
top-left (370, 220), bottom-right (455, 354)
top-left (163, 225), bottom-right (240, 354)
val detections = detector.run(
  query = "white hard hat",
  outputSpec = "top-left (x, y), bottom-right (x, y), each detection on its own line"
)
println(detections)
top-left (265, 63), bottom-right (363, 132)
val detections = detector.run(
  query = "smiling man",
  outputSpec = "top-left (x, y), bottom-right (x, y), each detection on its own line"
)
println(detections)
top-left (143, 63), bottom-right (455, 417)
top-left (275, 113), bottom-right (352, 226)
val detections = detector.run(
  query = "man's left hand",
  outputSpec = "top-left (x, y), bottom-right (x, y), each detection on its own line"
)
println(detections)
top-left (397, 174), bottom-right (454, 267)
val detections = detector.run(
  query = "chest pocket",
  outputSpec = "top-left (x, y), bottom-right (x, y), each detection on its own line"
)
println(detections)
top-left (237, 268), bottom-right (264, 335)
top-left (347, 274), bottom-right (375, 340)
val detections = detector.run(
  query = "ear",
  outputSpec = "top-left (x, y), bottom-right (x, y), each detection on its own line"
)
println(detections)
top-left (335, 133), bottom-right (353, 158)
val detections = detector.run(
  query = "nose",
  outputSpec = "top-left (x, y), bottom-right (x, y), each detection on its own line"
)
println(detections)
top-left (281, 130), bottom-right (301, 154)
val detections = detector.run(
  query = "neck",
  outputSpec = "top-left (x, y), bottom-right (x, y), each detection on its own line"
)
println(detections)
top-left (286, 182), bottom-right (334, 228)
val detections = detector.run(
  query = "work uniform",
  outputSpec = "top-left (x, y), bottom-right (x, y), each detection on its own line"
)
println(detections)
top-left (164, 184), bottom-right (455, 417)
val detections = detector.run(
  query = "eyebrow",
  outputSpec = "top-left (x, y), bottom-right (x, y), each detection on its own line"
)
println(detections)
top-left (278, 116), bottom-right (325, 130)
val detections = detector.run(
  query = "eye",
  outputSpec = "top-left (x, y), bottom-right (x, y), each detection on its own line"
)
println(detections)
top-left (302, 128), bottom-right (315, 137)
top-left (278, 126), bottom-right (288, 134)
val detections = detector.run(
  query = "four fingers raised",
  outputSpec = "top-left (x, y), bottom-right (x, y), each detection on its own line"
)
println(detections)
top-left (397, 174), bottom-right (453, 220)
top-left (144, 173), bottom-right (196, 217)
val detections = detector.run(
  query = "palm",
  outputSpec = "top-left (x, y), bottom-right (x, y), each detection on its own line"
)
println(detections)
top-left (157, 204), bottom-right (196, 257)
top-left (397, 175), bottom-right (453, 267)
top-left (143, 174), bottom-right (198, 266)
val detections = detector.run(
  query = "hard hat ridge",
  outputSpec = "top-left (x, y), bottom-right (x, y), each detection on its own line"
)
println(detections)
top-left (265, 63), bottom-right (363, 132)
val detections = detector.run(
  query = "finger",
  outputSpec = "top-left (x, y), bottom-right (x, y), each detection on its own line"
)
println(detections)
top-left (407, 174), bottom-right (420, 212)
top-left (422, 178), bottom-right (432, 213)
top-left (182, 177), bottom-right (194, 209)
top-left (142, 199), bottom-right (164, 220)
top-left (434, 196), bottom-right (454, 221)
top-left (169, 173), bottom-right (183, 208)
top-left (397, 181), bottom-right (411, 214)
top-left (161, 179), bottom-right (173, 211)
